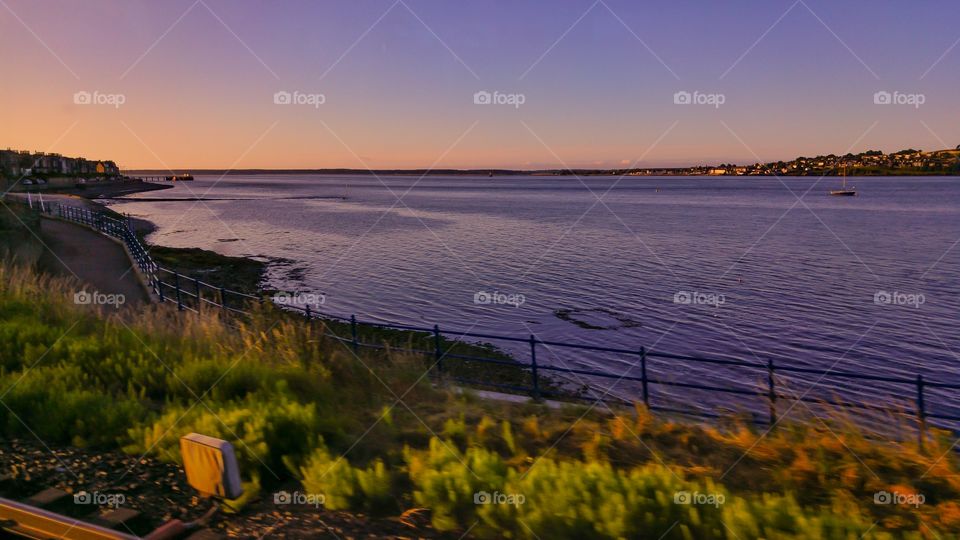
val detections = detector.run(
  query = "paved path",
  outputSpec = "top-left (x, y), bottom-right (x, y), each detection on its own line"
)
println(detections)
top-left (40, 217), bottom-right (149, 307)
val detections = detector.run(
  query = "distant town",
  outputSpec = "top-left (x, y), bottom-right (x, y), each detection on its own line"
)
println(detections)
top-left (622, 146), bottom-right (960, 177)
top-left (3, 146), bottom-right (960, 181)
top-left (0, 149), bottom-right (119, 179)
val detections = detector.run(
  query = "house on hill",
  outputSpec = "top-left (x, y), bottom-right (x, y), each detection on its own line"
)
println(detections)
top-left (0, 149), bottom-right (120, 177)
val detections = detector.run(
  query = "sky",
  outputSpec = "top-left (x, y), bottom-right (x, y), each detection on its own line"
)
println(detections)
top-left (1, 0), bottom-right (958, 170)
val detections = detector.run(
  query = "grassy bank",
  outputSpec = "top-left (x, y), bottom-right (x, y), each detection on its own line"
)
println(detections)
top-left (1, 261), bottom-right (958, 538)
top-left (0, 200), bottom-right (43, 265)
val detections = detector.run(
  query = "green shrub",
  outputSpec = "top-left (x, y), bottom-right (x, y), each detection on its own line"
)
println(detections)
top-left (0, 365), bottom-right (145, 447)
top-left (300, 444), bottom-right (397, 515)
top-left (407, 438), bottom-right (510, 532)
top-left (126, 395), bottom-right (318, 476)
top-left (405, 437), bottom-right (890, 539)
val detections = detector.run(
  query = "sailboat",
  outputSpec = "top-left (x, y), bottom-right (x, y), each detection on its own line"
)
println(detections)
top-left (830, 165), bottom-right (856, 196)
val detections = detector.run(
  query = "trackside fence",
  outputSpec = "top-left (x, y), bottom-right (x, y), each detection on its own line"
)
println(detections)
top-left (32, 200), bottom-right (960, 442)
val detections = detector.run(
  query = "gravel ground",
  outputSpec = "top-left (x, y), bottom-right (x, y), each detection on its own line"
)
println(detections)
top-left (0, 440), bottom-right (443, 539)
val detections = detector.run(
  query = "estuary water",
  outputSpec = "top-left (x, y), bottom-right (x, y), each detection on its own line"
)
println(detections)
top-left (110, 175), bottom-right (960, 421)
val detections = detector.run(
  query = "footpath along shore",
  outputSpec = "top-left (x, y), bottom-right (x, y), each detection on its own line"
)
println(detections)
top-left (8, 189), bottom-right (160, 308)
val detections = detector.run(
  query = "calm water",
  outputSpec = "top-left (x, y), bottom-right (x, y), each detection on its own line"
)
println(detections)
top-left (110, 175), bottom-right (960, 420)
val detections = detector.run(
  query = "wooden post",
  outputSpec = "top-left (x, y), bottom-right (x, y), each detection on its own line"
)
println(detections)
top-left (530, 335), bottom-right (540, 400)
top-left (434, 324), bottom-right (443, 379)
top-left (219, 287), bottom-right (227, 316)
top-left (640, 346), bottom-right (649, 407)
top-left (767, 358), bottom-right (777, 426)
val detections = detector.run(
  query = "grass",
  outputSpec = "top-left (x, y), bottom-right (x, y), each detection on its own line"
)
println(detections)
top-left (0, 199), bottom-right (43, 266)
top-left (0, 260), bottom-right (958, 538)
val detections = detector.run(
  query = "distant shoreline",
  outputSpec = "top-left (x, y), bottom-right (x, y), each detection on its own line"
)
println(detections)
top-left (123, 169), bottom-right (960, 177)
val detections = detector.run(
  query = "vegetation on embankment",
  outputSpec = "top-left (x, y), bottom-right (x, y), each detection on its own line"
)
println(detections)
top-left (148, 245), bottom-right (266, 295)
top-left (0, 200), bottom-right (43, 265)
top-left (1, 261), bottom-right (959, 538)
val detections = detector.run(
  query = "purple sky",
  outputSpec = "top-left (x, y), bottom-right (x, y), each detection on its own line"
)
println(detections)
top-left (1, 0), bottom-right (958, 169)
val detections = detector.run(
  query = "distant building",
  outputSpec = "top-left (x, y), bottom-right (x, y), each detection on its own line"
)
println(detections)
top-left (0, 149), bottom-right (120, 177)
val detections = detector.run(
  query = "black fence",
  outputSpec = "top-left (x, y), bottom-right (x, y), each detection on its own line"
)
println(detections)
top-left (35, 200), bottom-right (960, 440)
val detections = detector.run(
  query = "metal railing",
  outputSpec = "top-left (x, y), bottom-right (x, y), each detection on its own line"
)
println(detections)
top-left (37, 201), bottom-right (960, 441)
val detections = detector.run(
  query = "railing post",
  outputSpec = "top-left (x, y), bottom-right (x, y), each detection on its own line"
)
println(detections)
top-left (529, 335), bottom-right (540, 400)
top-left (767, 358), bottom-right (777, 426)
top-left (194, 277), bottom-right (202, 311)
top-left (350, 315), bottom-right (359, 353)
top-left (219, 287), bottom-right (227, 315)
top-left (917, 374), bottom-right (926, 451)
top-left (157, 274), bottom-right (165, 302)
top-left (305, 304), bottom-right (311, 320)
top-left (640, 346), bottom-right (649, 407)
top-left (434, 324), bottom-right (443, 379)
top-left (174, 272), bottom-right (183, 311)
